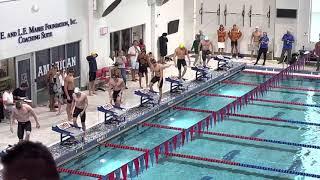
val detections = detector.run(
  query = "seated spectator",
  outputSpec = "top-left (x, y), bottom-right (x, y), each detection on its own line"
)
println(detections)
top-left (1, 141), bottom-right (59, 180)
top-left (12, 83), bottom-right (28, 100)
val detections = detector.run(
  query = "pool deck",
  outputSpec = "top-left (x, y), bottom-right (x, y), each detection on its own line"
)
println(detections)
top-left (0, 56), bottom-right (319, 166)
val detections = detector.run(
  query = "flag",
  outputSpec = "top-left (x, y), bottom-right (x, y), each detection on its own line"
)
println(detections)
top-left (133, 158), bottom-right (140, 176)
top-left (121, 164), bottom-right (128, 180)
top-left (155, 146), bottom-right (160, 164)
top-left (173, 136), bottom-right (177, 150)
top-left (108, 171), bottom-right (115, 180)
top-left (164, 141), bottom-right (169, 157)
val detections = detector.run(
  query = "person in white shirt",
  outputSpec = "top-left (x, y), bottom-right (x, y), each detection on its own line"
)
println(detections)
top-left (2, 87), bottom-right (14, 121)
top-left (128, 40), bottom-right (141, 81)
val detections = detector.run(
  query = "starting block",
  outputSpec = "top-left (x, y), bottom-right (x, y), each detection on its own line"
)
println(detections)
top-left (213, 55), bottom-right (233, 71)
top-left (52, 122), bottom-right (83, 145)
top-left (191, 66), bottom-right (212, 80)
top-left (165, 76), bottom-right (187, 93)
top-left (134, 89), bottom-right (158, 107)
top-left (97, 104), bottom-right (126, 124)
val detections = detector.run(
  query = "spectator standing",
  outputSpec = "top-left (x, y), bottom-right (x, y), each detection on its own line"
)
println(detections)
top-left (87, 52), bottom-right (98, 96)
top-left (2, 87), bottom-right (14, 121)
top-left (53, 71), bottom-right (63, 115)
top-left (47, 64), bottom-right (58, 112)
top-left (159, 33), bottom-right (168, 64)
top-left (128, 40), bottom-right (141, 81)
top-left (191, 35), bottom-right (201, 66)
top-left (115, 50), bottom-right (128, 89)
top-left (12, 83), bottom-right (28, 100)
top-left (228, 24), bottom-right (242, 58)
top-left (254, 32), bottom-right (270, 66)
top-left (138, 39), bottom-right (146, 52)
top-left (278, 31), bottom-right (295, 64)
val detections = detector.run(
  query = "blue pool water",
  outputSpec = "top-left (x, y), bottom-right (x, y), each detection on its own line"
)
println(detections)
top-left (61, 72), bottom-right (320, 180)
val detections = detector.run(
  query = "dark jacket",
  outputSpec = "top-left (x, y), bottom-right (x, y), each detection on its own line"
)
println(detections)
top-left (159, 36), bottom-right (168, 57)
top-left (87, 55), bottom-right (98, 73)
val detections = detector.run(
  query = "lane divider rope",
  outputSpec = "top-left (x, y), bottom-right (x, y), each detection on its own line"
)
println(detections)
top-left (223, 80), bottom-right (320, 93)
top-left (142, 122), bottom-right (320, 149)
top-left (102, 143), bottom-right (149, 152)
top-left (172, 106), bottom-right (320, 127)
top-left (199, 92), bottom-right (320, 108)
top-left (57, 167), bottom-right (103, 179)
top-left (166, 152), bottom-right (320, 178)
top-left (242, 70), bottom-right (320, 80)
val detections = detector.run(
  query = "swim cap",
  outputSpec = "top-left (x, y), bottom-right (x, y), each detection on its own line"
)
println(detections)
top-left (179, 44), bottom-right (185, 48)
top-left (91, 52), bottom-right (98, 57)
top-left (74, 87), bottom-right (81, 94)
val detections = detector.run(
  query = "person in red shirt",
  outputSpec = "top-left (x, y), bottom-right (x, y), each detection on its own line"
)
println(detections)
top-left (138, 39), bottom-right (146, 52)
top-left (315, 37), bottom-right (320, 71)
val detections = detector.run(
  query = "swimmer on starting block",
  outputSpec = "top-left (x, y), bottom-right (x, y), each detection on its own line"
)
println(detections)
top-left (108, 73), bottom-right (125, 107)
top-left (147, 58), bottom-right (164, 104)
top-left (174, 44), bottom-right (191, 80)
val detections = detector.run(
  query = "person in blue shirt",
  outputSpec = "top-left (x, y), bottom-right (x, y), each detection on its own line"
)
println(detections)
top-left (278, 31), bottom-right (295, 64)
top-left (254, 32), bottom-right (269, 66)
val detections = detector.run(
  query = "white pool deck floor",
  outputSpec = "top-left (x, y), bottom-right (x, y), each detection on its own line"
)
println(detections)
top-left (0, 57), bottom-right (318, 152)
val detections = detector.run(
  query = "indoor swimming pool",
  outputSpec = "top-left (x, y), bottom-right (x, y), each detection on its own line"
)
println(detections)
top-left (60, 71), bottom-right (320, 180)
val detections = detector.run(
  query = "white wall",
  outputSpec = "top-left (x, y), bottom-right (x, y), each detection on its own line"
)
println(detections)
top-left (0, 0), bottom-right (89, 86)
top-left (155, 0), bottom-right (185, 56)
top-left (92, 0), bottom-right (151, 67)
top-left (193, 0), bottom-right (314, 57)
top-left (196, 0), bottom-right (271, 54)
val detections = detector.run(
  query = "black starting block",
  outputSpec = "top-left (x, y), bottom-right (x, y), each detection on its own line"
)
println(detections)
top-left (165, 77), bottom-right (187, 93)
top-left (97, 105), bottom-right (126, 125)
top-left (134, 89), bottom-right (157, 107)
top-left (52, 122), bottom-right (83, 145)
top-left (213, 55), bottom-right (233, 71)
top-left (191, 66), bottom-right (212, 80)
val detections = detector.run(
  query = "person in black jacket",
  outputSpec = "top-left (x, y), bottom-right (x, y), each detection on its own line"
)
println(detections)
top-left (87, 52), bottom-right (98, 96)
top-left (159, 33), bottom-right (168, 64)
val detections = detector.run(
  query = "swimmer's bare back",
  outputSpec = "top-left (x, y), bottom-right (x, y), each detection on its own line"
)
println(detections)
top-left (73, 93), bottom-right (88, 109)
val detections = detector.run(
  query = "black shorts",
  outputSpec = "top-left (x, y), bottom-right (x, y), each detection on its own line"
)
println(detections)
top-left (177, 59), bottom-right (187, 70)
top-left (67, 90), bottom-right (74, 104)
top-left (231, 41), bottom-right (238, 47)
top-left (62, 86), bottom-right (66, 99)
top-left (151, 76), bottom-right (163, 89)
top-left (139, 65), bottom-right (148, 74)
top-left (112, 90), bottom-right (121, 103)
top-left (73, 107), bottom-right (86, 123)
top-left (17, 121), bottom-right (31, 140)
top-left (89, 72), bottom-right (96, 82)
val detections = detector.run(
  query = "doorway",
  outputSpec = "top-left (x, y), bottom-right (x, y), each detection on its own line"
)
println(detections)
top-left (15, 53), bottom-right (34, 102)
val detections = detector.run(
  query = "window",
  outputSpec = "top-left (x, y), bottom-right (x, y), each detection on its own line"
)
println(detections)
top-left (168, 19), bottom-right (179, 35)
top-left (310, 0), bottom-right (320, 42)
top-left (0, 59), bottom-right (8, 78)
